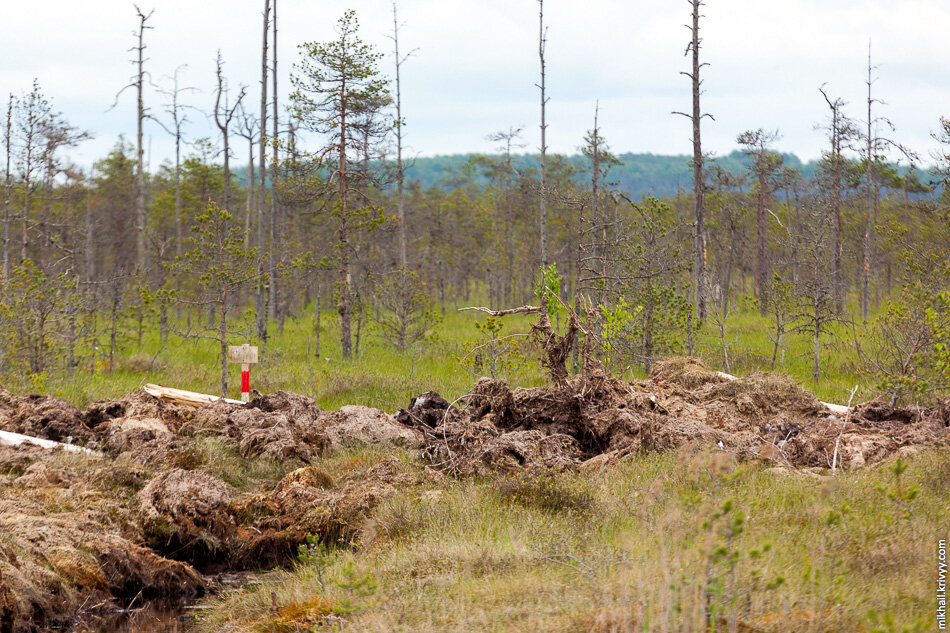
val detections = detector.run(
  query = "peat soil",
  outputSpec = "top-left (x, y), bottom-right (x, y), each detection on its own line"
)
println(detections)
top-left (0, 357), bottom-right (946, 632)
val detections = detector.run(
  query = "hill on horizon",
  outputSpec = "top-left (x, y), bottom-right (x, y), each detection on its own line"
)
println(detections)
top-left (400, 151), bottom-right (934, 200)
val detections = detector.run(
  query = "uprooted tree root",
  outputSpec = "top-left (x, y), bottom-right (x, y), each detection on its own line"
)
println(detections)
top-left (0, 356), bottom-right (947, 631)
top-left (396, 358), bottom-right (948, 476)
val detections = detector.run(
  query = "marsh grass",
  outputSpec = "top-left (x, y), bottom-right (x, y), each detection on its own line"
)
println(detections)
top-left (194, 449), bottom-right (947, 632)
top-left (21, 298), bottom-right (878, 411)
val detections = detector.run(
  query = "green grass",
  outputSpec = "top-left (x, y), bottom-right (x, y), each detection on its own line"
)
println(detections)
top-left (14, 294), bottom-right (885, 411)
top-left (193, 449), bottom-right (949, 632)
top-left (18, 305), bottom-right (547, 410)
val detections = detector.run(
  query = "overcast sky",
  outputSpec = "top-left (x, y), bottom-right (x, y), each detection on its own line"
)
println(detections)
top-left (2, 0), bottom-right (948, 169)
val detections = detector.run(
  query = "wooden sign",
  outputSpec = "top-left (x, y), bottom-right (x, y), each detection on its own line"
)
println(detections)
top-left (228, 344), bottom-right (259, 365)
top-left (227, 344), bottom-right (259, 402)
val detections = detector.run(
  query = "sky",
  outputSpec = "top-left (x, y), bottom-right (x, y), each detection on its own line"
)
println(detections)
top-left (1, 0), bottom-right (948, 170)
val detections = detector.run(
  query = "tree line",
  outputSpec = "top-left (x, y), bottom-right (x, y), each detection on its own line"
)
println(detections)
top-left (1, 2), bottom-right (948, 404)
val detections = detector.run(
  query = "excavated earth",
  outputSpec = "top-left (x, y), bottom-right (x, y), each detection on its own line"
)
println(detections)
top-left (0, 358), bottom-right (947, 632)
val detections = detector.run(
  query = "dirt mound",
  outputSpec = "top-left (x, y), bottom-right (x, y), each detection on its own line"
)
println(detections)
top-left (322, 405), bottom-right (423, 451)
top-left (235, 458), bottom-right (438, 558)
top-left (137, 469), bottom-right (236, 562)
top-left (405, 363), bottom-right (947, 475)
top-left (0, 571), bottom-right (16, 633)
top-left (650, 357), bottom-right (726, 389)
top-left (0, 455), bottom-right (204, 632)
top-left (0, 444), bottom-right (47, 475)
top-left (0, 391), bottom-right (98, 445)
top-left (85, 390), bottom-right (189, 431)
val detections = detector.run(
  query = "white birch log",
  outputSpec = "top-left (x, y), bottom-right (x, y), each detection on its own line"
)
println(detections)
top-left (142, 384), bottom-right (244, 408)
top-left (0, 430), bottom-right (100, 456)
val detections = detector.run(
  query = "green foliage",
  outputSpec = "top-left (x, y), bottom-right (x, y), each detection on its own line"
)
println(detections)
top-left (166, 201), bottom-right (261, 307)
top-left (163, 201), bottom-right (264, 395)
top-left (701, 498), bottom-right (783, 629)
top-left (589, 196), bottom-right (690, 372)
top-left (876, 458), bottom-right (920, 520)
top-left (927, 290), bottom-right (950, 385)
top-left (597, 296), bottom-right (640, 374)
top-left (535, 264), bottom-right (563, 319)
top-left (0, 259), bottom-right (80, 379)
top-left (290, 10), bottom-right (390, 147)
top-left (459, 314), bottom-right (530, 380)
top-left (374, 269), bottom-right (440, 352)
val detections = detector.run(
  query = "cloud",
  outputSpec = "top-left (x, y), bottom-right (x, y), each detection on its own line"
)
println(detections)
top-left (1, 0), bottom-right (946, 167)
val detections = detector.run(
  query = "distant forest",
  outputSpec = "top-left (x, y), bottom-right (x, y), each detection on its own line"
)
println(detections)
top-left (396, 151), bottom-right (934, 200)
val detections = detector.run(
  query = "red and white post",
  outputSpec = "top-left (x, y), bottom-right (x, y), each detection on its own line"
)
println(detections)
top-left (228, 344), bottom-right (259, 403)
top-left (240, 362), bottom-right (251, 402)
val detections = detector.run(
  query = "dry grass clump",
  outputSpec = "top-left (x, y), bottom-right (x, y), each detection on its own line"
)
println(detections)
top-left (649, 356), bottom-right (725, 389)
top-left (194, 448), bottom-right (948, 633)
top-left (496, 469), bottom-right (595, 515)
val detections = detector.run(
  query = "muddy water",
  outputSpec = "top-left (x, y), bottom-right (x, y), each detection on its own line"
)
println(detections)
top-left (69, 605), bottom-right (204, 632)
top-left (67, 573), bottom-right (252, 632)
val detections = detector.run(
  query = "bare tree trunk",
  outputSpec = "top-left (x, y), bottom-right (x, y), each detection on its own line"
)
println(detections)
top-left (174, 136), bottom-right (183, 261)
top-left (85, 196), bottom-right (94, 282)
top-left (591, 102), bottom-right (604, 284)
top-left (820, 87), bottom-right (846, 314)
top-left (537, 0), bottom-right (548, 268)
top-left (2, 94), bottom-right (11, 279)
top-left (755, 164), bottom-right (768, 312)
top-left (269, 0), bottom-right (279, 322)
top-left (688, 0), bottom-right (708, 322)
top-left (862, 46), bottom-right (874, 322)
top-left (21, 152), bottom-right (31, 264)
top-left (245, 134), bottom-right (254, 240)
top-left (334, 57), bottom-right (353, 360)
top-left (220, 286), bottom-right (228, 397)
top-left (256, 0), bottom-right (270, 353)
top-left (133, 6), bottom-right (153, 272)
top-left (393, 2), bottom-right (408, 270)
top-left (214, 52), bottom-right (232, 211)
top-left (314, 281), bottom-right (321, 358)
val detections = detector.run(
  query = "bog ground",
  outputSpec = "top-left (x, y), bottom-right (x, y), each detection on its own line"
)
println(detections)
top-left (0, 335), bottom-right (947, 632)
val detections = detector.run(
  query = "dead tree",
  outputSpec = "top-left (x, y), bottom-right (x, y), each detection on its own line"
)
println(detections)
top-left (792, 197), bottom-right (839, 384)
top-left (486, 126), bottom-right (525, 304)
top-left (862, 44), bottom-right (876, 322)
top-left (38, 113), bottom-right (88, 268)
top-left (132, 6), bottom-right (153, 272)
top-left (269, 0), bottom-right (279, 322)
top-left (3, 94), bottom-right (12, 279)
top-left (459, 301), bottom-right (579, 386)
top-left (737, 128), bottom-right (782, 314)
top-left (389, 1), bottom-right (416, 270)
top-left (213, 51), bottom-right (247, 213)
top-left (155, 65), bottom-right (197, 260)
top-left (235, 101), bottom-right (258, 242)
top-left (256, 0), bottom-right (271, 354)
top-left (537, 0), bottom-right (549, 267)
top-left (673, 0), bottom-right (713, 323)
top-left (818, 85), bottom-right (855, 314)
top-left (857, 43), bottom-right (916, 320)
top-left (16, 81), bottom-right (51, 265)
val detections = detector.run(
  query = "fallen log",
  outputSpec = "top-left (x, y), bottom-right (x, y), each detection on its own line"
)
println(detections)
top-left (715, 371), bottom-right (850, 415)
top-left (0, 430), bottom-right (100, 456)
top-left (143, 384), bottom-right (244, 408)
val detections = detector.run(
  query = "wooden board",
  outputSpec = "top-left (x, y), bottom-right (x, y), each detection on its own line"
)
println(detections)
top-left (228, 344), bottom-right (259, 364)
top-left (143, 384), bottom-right (244, 407)
top-left (0, 430), bottom-right (100, 456)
